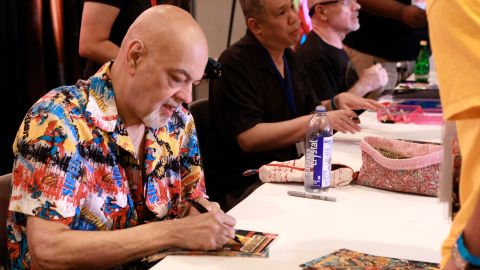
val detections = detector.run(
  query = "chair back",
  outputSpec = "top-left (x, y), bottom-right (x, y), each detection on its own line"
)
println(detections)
top-left (188, 98), bottom-right (212, 178)
top-left (0, 173), bottom-right (12, 268)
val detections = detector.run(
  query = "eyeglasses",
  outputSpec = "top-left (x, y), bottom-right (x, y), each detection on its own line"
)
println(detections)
top-left (309, 0), bottom-right (357, 17)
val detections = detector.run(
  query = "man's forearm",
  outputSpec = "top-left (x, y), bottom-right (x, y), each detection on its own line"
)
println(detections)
top-left (464, 193), bottom-right (480, 256)
top-left (236, 115), bottom-right (312, 152)
top-left (347, 81), bottom-right (367, 97)
top-left (27, 217), bottom-right (177, 270)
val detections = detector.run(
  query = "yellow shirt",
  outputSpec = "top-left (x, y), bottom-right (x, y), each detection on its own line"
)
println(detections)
top-left (427, 0), bottom-right (480, 267)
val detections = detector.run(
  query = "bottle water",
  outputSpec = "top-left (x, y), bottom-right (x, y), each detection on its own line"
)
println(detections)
top-left (304, 106), bottom-right (333, 192)
top-left (414, 40), bottom-right (430, 83)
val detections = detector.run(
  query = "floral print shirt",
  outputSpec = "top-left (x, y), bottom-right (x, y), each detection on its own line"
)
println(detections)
top-left (7, 62), bottom-right (207, 269)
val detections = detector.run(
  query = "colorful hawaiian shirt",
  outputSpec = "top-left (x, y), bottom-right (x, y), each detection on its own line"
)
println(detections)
top-left (6, 62), bottom-right (207, 269)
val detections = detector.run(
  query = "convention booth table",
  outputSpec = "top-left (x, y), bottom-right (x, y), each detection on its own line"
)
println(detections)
top-left (151, 110), bottom-right (451, 270)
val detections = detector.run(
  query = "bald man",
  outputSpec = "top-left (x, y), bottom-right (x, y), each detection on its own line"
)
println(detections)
top-left (7, 5), bottom-right (236, 269)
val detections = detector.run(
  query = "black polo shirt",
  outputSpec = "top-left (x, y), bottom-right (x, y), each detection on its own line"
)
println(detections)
top-left (343, 0), bottom-right (429, 61)
top-left (207, 31), bottom-right (319, 207)
top-left (296, 31), bottom-right (359, 101)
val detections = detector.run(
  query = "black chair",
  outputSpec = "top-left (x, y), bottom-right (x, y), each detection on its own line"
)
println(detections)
top-left (188, 98), bottom-right (212, 180)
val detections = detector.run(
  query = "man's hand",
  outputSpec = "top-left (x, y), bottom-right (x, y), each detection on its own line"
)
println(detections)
top-left (351, 64), bottom-right (388, 96)
top-left (187, 197), bottom-right (222, 216)
top-left (444, 257), bottom-right (457, 270)
top-left (326, 110), bottom-right (361, 134)
top-left (400, 5), bottom-right (427, 28)
top-left (173, 211), bottom-right (237, 250)
top-left (334, 92), bottom-right (384, 111)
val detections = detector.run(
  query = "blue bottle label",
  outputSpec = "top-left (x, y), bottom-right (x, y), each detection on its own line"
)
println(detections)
top-left (308, 136), bottom-right (332, 188)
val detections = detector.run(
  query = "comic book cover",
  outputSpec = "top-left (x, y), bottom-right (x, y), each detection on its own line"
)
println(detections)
top-left (142, 229), bottom-right (278, 264)
top-left (300, 249), bottom-right (439, 270)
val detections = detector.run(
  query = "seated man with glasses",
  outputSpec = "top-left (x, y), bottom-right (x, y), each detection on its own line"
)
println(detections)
top-left (296, 0), bottom-right (388, 103)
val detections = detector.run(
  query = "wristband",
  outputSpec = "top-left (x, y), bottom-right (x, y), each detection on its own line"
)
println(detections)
top-left (330, 98), bottom-right (337, 110)
top-left (457, 233), bottom-right (480, 266)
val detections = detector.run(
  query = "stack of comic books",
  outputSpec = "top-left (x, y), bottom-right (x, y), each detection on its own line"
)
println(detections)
top-left (142, 229), bottom-right (278, 264)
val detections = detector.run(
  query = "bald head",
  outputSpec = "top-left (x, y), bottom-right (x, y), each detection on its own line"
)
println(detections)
top-left (111, 5), bottom-right (209, 128)
top-left (121, 5), bottom-right (207, 58)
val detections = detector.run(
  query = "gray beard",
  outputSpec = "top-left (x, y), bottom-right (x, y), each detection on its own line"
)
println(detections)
top-left (142, 110), bottom-right (171, 129)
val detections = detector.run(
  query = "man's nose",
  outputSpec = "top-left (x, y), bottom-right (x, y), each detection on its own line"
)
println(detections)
top-left (289, 9), bottom-right (299, 24)
top-left (175, 84), bottom-right (193, 104)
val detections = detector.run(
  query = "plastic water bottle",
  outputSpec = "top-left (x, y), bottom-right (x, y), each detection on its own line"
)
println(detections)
top-left (304, 105), bottom-right (333, 192)
top-left (414, 40), bottom-right (430, 83)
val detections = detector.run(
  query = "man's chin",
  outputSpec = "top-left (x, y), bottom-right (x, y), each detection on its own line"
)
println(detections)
top-left (349, 25), bottom-right (360, 32)
top-left (143, 116), bottom-right (170, 129)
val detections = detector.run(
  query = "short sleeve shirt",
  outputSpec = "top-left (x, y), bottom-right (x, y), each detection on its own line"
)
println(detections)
top-left (296, 31), bottom-right (359, 101)
top-left (207, 31), bottom-right (320, 202)
top-left (7, 62), bottom-right (206, 269)
top-left (85, 0), bottom-right (151, 47)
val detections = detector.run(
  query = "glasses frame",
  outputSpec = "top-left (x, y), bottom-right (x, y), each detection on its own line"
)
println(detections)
top-left (308, 0), bottom-right (357, 17)
top-left (308, 1), bottom-right (340, 17)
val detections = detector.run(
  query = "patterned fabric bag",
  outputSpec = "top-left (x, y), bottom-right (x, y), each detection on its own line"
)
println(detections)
top-left (356, 136), bottom-right (442, 196)
top-left (255, 156), bottom-right (354, 188)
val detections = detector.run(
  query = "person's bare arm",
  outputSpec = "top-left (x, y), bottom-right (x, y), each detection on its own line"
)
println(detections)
top-left (464, 194), bottom-right (480, 255)
top-left (27, 211), bottom-right (236, 269)
top-left (357, 0), bottom-right (427, 28)
top-left (333, 92), bottom-right (384, 111)
top-left (236, 115), bottom-right (312, 153)
top-left (236, 109), bottom-right (364, 152)
top-left (79, 2), bottom-right (121, 64)
top-left (444, 194), bottom-right (480, 269)
top-left (348, 64), bottom-right (388, 97)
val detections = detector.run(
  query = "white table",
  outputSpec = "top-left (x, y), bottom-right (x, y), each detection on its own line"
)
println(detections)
top-left (153, 183), bottom-right (451, 270)
top-left (152, 110), bottom-right (451, 270)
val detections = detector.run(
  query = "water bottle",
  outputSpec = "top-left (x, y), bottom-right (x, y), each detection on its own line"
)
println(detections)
top-left (304, 105), bottom-right (333, 192)
top-left (414, 40), bottom-right (430, 83)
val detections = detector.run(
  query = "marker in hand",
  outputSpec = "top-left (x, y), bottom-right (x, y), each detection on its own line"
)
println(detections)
top-left (187, 198), bottom-right (242, 245)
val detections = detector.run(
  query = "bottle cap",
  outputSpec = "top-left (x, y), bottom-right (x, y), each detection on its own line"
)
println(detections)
top-left (420, 40), bottom-right (428, 46)
top-left (315, 105), bottom-right (327, 112)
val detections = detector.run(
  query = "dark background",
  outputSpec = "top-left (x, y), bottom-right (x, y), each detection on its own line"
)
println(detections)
top-left (0, 0), bottom-right (85, 175)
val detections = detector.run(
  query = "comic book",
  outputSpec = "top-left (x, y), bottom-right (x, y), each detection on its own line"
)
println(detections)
top-left (142, 229), bottom-right (278, 264)
top-left (300, 249), bottom-right (439, 270)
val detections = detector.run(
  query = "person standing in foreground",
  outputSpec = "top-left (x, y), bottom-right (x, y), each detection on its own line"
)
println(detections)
top-left (208, 0), bottom-right (383, 210)
top-left (7, 6), bottom-right (236, 269)
top-left (296, 0), bottom-right (388, 101)
top-left (427, 1), bottom-right (480, 269)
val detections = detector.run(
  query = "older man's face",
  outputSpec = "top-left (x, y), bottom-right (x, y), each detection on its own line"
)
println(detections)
top-left (256, 0), bottom-right (301, 49)
top-left (325, 0), bottom-right (361, 34)
top-left (126, 39), bottom-right (207, 129)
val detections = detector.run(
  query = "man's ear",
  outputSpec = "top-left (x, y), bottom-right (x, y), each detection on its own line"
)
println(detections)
top-left (319, 6), bottom-right (329, 21)
top-left (246, 17), bottom-right (262, 36)
top-left (126, 39), bottom-right (145, 72)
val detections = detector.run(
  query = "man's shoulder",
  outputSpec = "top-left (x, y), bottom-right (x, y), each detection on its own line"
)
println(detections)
top-left (23, 83), bottom-right (88, 139)
top-left (296, 33), bottom-right (332, 60)
top-left (218, 34), bottom-right (267, 69)
top-left (32, 83), bottom-right (87, 114)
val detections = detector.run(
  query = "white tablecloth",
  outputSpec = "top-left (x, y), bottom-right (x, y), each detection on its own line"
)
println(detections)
top-left (152, 183), bottom-right (451, 270)
top-left (152, 110), bottom-right (451, 270)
